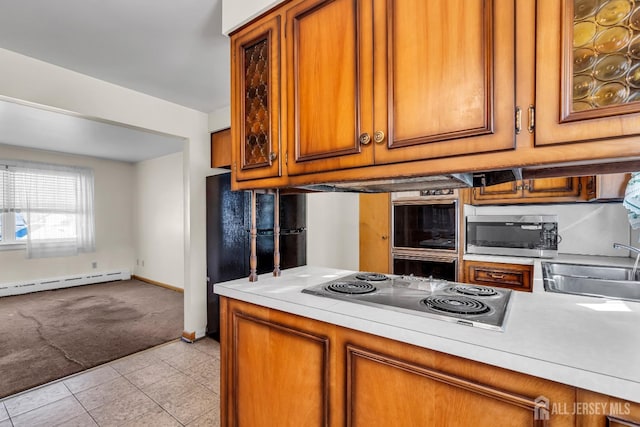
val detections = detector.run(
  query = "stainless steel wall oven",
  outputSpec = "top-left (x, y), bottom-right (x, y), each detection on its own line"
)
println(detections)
top-left (391, 193), bottom-right (459, 281)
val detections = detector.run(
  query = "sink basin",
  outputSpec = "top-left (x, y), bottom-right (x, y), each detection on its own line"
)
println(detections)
top-left (542, 262), bottom-right (640, 302)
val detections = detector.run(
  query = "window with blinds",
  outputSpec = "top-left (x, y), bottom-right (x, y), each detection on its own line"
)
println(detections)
top-left (0, 161), bottom-right (95, 258)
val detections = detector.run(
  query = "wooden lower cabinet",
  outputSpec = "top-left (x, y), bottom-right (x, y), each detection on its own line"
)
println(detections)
top-left (221, 297), bottom-right (584, 426)
top-left (345, 344), bottom-right (567, 426)
top-left (464, 260), bottom-right (533, 292)
top-left (576, 389), bottom-right (640, 427)
top-left (220, 300), bottom-right (332, 426)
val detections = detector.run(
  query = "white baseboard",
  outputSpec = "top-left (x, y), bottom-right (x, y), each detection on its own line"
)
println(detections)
top-left (0, 270), bottom-right (131, 297)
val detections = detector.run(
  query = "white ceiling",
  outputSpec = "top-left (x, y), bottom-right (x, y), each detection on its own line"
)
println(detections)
top-left (0, 0), bottom-right (230, 113)
top-left (0, 99), bottom-right (185, 163)
top-left (0, 0), bottom-right (228, 162)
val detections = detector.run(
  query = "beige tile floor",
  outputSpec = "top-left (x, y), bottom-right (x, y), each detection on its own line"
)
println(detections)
top-left (0, 338), bottom-right (221, 427)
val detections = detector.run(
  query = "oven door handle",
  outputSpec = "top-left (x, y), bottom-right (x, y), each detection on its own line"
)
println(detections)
top-left (392, 255), bottom-right (457, 263)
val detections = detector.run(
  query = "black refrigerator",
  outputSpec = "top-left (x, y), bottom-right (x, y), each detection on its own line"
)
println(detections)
top-left (205, 173), bottom-right (307, 338)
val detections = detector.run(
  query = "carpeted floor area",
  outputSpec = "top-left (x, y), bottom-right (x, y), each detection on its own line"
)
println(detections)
top-left (0, 279), bottom-right (183, 399)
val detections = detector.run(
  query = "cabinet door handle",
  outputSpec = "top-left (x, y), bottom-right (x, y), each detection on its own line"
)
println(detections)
top-left (381, 235), bottom-right (388, 240)
top-left (359, 133), bottom-right (371, 145)
top-left (373, 131), bottom-right (385, 144)
top-left (269, 152), bottom-right (277, 161)
top-left (528, 105), bottom-right (535, 133)
top-left (515, 106), bottom-right (522, 134)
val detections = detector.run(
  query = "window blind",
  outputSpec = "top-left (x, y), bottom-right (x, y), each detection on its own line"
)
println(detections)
top-left (0, 160), bottom-right (95, 257)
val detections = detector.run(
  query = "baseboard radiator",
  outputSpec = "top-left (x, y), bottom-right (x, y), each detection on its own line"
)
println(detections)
top-left (0, 270), bottom-right (131, 298)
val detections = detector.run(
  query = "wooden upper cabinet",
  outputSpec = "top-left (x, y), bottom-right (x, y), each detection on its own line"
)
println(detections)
top-left (373, 0), bottom-right (515, 164)
top-left (472, 177), bottom-right (589, 204)
top-left (231, 15), bottom-right (282, 182)
top-left (286, 0), bottom-right (374, 176)
top-left (535, 0), bottom-right (640, 146)
top-left (285, 0), bottom-right (516, 176)
top-left (211, 128), bottom-right (231, 168)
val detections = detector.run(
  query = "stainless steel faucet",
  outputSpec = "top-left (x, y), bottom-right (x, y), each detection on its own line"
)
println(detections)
top-left (613, 242), bottom-right (640, 278)
top-left (613, 242), bottom-right (640, 255)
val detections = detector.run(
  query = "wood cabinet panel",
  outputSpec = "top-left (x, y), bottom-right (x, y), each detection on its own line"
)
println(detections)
top-left (526, 177), bottom-right (582, 198)
top-left (359, 193), bottom-right (390, 274)
top-left (222, 300), bottom-right (330, 426)
top-left (576, 389), bottom-right (640, 427)
top-left (472, 180), bottom-right (521, 202)
top-left (231, 14), bottom-right (282, 181)
top-left (374, 0), bottom-right (515, 165)
top-left (211, 128), bottom-right (231, 168)
top-left (286, 0), bottom-right (373, 175)
top-left (472, 177), bottom-right (588, 204)
top-left (347, 345), bottom-right (545, 427)
top-left (464, 260), bottom-right (533, 292)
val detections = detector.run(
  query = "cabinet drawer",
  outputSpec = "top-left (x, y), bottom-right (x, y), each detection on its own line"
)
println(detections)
top-left (465, 261), bottom-right (533, 292)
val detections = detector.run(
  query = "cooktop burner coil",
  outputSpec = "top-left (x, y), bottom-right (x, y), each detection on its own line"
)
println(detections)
top-left (451, 285), bottom-right (498, 297)
top-left (421, 295), bottom-right (491, 315)
top-left (326, 281), bottom-right (377, 295)
top-left (354, 272), bottom-right (389, 281)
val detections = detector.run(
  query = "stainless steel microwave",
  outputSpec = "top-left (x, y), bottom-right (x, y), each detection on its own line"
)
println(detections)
top-left (466, 215), bottom-right (559, 258)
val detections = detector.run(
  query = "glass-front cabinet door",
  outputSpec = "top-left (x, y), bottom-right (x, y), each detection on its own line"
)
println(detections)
top-left (231, 15), bottom-right (282, 181)
top-left (536, 0), bottom-right (640, 146)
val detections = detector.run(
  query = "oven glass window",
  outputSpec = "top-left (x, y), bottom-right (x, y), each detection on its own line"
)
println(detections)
top-left (393, 203), bottom-right (456, 250)
top-left (393, 258), bottom-right (457, 281)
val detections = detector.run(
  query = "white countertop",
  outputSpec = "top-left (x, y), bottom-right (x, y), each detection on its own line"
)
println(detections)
top-left (214, 265), bottom-right (640, 403)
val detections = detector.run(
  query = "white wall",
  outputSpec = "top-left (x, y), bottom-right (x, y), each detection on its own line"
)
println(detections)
top-left (0, 144), bottom-right (135, 282)
top-left (467, 202), bottom-right (632, 257)
top-left (208, 106), bottom-right (230, 132)
top-left (307, 193), bottom-right (359, 270)
top-left (0, 48), bottom-right (211, 338)
top-left (134, 152), bottom-right (185, 288)
top-left (222, 0), bottom-right (285, 34)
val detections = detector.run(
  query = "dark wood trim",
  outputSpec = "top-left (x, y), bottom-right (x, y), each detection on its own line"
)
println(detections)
top-left (249, 190), bottom-right (258, 281)
top-left (273, 189), bottom-right (281, 276)
top-left (132, 275), bottom-right (183, 293)
top-left (523, 160), bottom-right (640, 180)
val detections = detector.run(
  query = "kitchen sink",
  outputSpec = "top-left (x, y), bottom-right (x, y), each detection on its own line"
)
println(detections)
top-left (542, 262), bottom-right (640, 302)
